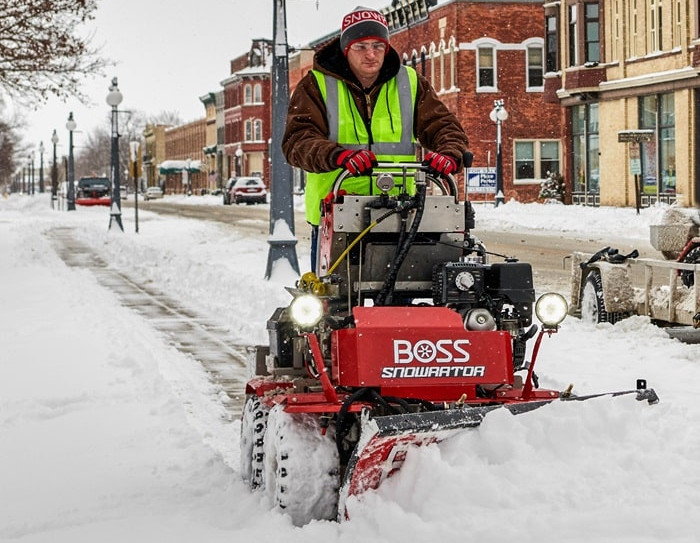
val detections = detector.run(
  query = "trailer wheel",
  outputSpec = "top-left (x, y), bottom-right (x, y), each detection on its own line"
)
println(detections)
top-left (263, 404), bottom-right (340, 526)
top-left (679, 245), bottom-right (700, 288)
top-left (240, 394), bottom-right (269, 490)
top-left (581, 270), bottom-right (615, 324)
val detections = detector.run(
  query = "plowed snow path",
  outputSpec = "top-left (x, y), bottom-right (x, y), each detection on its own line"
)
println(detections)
top-left (49, 226), bottom-right (249, 418)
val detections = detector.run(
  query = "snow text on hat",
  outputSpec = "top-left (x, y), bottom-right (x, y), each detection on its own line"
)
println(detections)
top-left (340, 7), bottom-right (390, 55)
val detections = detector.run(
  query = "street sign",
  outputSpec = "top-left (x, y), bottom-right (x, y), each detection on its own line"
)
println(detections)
top-left (466, 167), bottom-right (497, 193)
top-left (629, 142), bottom-right (641, 175)
top-left (618, 129), bottom-right (655, 143)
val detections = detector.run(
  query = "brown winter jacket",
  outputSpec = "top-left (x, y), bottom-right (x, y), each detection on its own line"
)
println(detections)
top-left (282, 37), bottom-right (469, 173)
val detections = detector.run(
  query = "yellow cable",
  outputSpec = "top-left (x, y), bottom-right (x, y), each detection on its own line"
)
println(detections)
top-left (327, 220), bottom-right (378, 275)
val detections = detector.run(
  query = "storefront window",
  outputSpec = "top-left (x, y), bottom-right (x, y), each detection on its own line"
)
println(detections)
top-left (572, 103), bottom-right (599, 195)
top-left (639, 93), bottom-right (675, 195)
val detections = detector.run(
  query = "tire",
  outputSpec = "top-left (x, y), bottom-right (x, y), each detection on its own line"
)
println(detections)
top-left (240, 395), bottom-right (269, 490)
top-left (580, 270), bottom-right (626, 324)
top-left (263, 404), bottom-right (340, 526)
top-left (679, 245), bottom-right (700, 288)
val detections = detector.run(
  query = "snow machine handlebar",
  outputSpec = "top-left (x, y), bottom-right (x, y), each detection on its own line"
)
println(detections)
top-left (332, 162), bottom-right (459, 201)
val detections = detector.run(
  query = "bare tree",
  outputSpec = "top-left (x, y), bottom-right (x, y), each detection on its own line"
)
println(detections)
top-left (0, 0), bottom-right (108, 103)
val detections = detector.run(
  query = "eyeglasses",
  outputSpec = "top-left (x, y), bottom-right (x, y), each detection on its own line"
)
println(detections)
top-left (349, 42), bottom-right (387, 53)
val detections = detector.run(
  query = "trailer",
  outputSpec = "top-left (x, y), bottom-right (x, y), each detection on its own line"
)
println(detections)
top-left (570, 214), bottom-right (700, 342)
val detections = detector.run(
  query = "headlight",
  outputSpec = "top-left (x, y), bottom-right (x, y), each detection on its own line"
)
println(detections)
top-left (289, 294), bottom-right (324, 328)
top-left (535, 293), bottom-right (568, 327)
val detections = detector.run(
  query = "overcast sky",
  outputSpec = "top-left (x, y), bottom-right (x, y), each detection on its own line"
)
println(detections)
top-left (14, 0), bottom-right (393, 156)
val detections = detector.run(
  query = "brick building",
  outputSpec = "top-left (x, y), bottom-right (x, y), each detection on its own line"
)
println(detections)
top-left (163, 119), bottom-right (207, 194)
top-left (200, 92), bottom-right (221, 192)
top-left (142, 124), bottom-right (169, 189)
top-left (221, 39), bottom-right (273, 185)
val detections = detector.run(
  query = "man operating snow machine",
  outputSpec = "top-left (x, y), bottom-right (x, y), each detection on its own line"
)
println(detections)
top-left (240, 162), bottom-right (659, 526)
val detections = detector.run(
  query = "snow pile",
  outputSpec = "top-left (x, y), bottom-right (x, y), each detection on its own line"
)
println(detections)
top-left (1, 193), bottom-right (699, 542)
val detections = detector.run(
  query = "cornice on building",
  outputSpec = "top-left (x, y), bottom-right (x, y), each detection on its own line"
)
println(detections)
top-left (599, 66), bottom-right (699, 92)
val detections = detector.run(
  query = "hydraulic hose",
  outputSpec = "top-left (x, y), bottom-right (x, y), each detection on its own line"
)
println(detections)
top-left (374, 182), bottom-right (427, 306)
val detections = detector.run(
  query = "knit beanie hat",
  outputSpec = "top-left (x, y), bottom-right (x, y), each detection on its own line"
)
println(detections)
top-left (340, 7), bottom-right (390, 55)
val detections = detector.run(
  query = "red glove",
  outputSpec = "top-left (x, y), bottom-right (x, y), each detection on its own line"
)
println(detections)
top-left (336, 149), bottom-right (377, 176)
top-left (423, 151), bottom-right (458, 176)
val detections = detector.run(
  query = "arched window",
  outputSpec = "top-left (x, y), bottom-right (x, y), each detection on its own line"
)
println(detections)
top-left (448, 37), bottom-right (457, 90)
top-left (244, 84), bottom-right (252, 104)
top-left (477, 45), bottom-right (496, 90)
top-left (438, 39), bottom-right (446, 92)
top-left (429, 42), bottom-right (436, 87)
top-left (245, 119), bottom-right (252, 141)
top-left (526, 44), bottom-right (544, 90)
top-left (254, 119), bottom-right (262, 141)
top-left (253, 83), bottom-right (262, 103)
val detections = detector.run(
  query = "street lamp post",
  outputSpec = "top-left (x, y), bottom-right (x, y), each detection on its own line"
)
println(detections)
top-left (38, 141), bottom-right (45, 193)
top-left (30, 152), bottom-right (35, 195)
top-left (51, 130), bottom-right (58, 209)
top-left (66, 112), bottom-right (76, 210)
top-left (130, 141), bottom-right (140, 233)
top-left (489, 99), bottom-right (508, 207)
top-left (107, 77), bottom-right (124, 231)
top-left (235, 146), bottom-right (243, 176)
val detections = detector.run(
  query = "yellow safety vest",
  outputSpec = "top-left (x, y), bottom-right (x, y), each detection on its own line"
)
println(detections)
top-left (305, 65), bottom-right (418, 225)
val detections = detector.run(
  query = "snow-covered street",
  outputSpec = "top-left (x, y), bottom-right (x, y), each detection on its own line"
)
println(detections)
top-left (1, 193), bottom-right (699, 542)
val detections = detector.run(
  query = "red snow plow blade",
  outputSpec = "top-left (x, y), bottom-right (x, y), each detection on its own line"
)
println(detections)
top-left (76, 197), bottom-right (110, 206)
top-left (339, 386), bottom-right (658, 514)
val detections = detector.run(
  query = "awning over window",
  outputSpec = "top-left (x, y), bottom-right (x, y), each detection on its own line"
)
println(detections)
top-left (158, 159), bottom-right (204, 174)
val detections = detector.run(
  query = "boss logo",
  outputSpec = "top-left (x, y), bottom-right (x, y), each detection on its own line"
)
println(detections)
top-left (393, 339), bottom-right (471, 364)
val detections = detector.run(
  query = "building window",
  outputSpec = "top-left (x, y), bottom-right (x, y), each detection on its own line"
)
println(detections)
top-left (253, 119), bottom-right (262, 141)
top-left (639, 93), bottom-right (676, 195)
top-left (420, 49), bottom-right (426, 77)
top-left (572, 103), bottom-right (600, 196)
top-left (439, 40), bottom-right (446, 92)
top-left (648, 0), bottom-right (663, 52)
top-left (244, 84), bottom-right (252, 105)
top-left (527, 45), bottom-right (544, 89)
top-left (628, 0), bottom-right (639, 57)
top-left (545, 13), bottom-right (559, 72)
top-left (568, 4), bottom-right (578, 66)
top-left (612, 0), bottom-right (621, 62)
top-left (672, 0), bottom-right (682, 48)
top-left (448, 36), bottom-right (457, 90)
top-left (245, 119), bottom-right (252, 141)
top-left (584, 2), bottom-right (600, 63)
top-left (514, 140), bottom-right (560, 182)
top-left (477, 46), bottom-right (495, 90)
top-left (253, 83), bottom-right (262, 103)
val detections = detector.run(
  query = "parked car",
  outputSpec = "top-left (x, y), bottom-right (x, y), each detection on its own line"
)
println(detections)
top-left (222, 177), bottom-right (237, 205)
top-left (143, 186), bottom-right (164, 201)
top-left (229, 176), bottom-right (267, 205)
